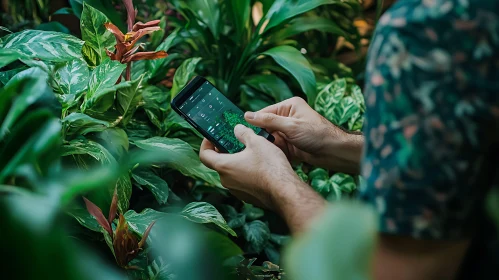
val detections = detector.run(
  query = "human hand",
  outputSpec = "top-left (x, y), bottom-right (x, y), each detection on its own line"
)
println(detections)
top-left (199, 124), bottom-right (300, 210)
top-left (245, 97), bottom-right (363, 174)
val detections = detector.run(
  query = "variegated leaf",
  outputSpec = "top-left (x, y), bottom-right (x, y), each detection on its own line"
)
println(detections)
top-left (81, 3), bottom-right (116, 65)
top-left (181, 202), bottom-right (237, 236)
top-left (52, 59), bottom-right (90, 95)
top-left (1, 30), bottom-right (84, 62)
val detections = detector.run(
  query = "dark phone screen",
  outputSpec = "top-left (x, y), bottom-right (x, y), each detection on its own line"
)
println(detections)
top-left (178, 80), bottom-right (261, 153)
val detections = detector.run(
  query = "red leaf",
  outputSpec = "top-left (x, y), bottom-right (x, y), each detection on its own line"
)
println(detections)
top-left (128, 26), bottom-right (161, 46)
top-left (132, 20), bottom-right (161, 32)
top-left (138, 221), bottom-right (156, 249)
top-left (105, 22), bottom-right (125, 42)
top-left (83, 197), bottom-right (112, 236)
top-left (123, 51), bottom-right (168, 63)
top-left (122, 0), bottom-right (136, 31)
top-left (108, 188), bottom-right (118, 224)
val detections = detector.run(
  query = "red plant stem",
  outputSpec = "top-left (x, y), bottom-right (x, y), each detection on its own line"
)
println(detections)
top-left (126, 62), bottom-right (132, 81)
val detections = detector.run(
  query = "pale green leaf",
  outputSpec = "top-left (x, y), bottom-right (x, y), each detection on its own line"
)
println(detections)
top-left (52, 59), bottom-right (90, 95)
top-left (80, 3), bottom-right (116, 65)
top-left (117, 174), bottom-right (132, 213)
top-left (181, 202), bottom-right (236, 236)
top-left (134, 137), bottom-right (221, 187)
top-left (1, 30), bottom-right (84, 62)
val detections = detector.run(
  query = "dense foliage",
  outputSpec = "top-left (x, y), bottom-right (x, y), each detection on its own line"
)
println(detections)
top-left (0, 0), bottom-right (391, 279)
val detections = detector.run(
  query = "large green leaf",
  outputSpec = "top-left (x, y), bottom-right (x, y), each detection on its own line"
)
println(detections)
top-left (185, 0), bottom-right (220, 38)
top-left (62, 113), bottom-right (110, 136)
top-left (271, 16), bottom-right (346, 42)
top-left (262, 46), bottom-right (316, 105)
top-left (284, 202), bottom-right (377, 280)
top-left (142, 85), bottom-right (169, 133)
top-left (117, 74), bottom-right (145, 125)
top-left (116, 174), bottom-right (132, 213)
top-left (52, 59), bottom-right (90, 95)
top-left (82, 60), bottom-right (129, 112)
top-left (1, 69), bottom-right (50, 140)
top-left (70, 0), bottom-right (125, 31)
top-left (125, 208), bottom-right (167, 236)
top-left (80, 3), bottom-right (116, 65)
top-left (245, 74), bottom-right (294, 102)
top-left (0, 67), bottom-right (28, 86)
top-left (1, 30), bottom-right (84, 62)
top-left (181, 202), bottom-right (236, 236)
top-left (132, 168), bottom-right (169, 205)
top-left (263, 0), bottom-right (336, 32)
top-left (62, 138), bottom-right (115, 164)
top-left (243, 220), bottom-right (271, 253)
top-left (315, 79), bottom-right (361, 127)
top-left (134, 137), bottom-right (221, 187)
top-left (0, 49), bottom-right (25, 68)
top-left (148, 29), bottom-right (181, 81)
top-left (170, 57), bottom-right (202, 99)
top-left (227, 0), bottom-right (250, 40)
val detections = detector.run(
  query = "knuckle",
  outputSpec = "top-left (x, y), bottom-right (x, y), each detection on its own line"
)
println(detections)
top-left (262, 113), bottom-right (276, 122)
top-left (290, 96), bottom-right (305, 105)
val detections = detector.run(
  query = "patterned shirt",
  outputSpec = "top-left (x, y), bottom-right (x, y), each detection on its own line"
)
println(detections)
top-left (359, 0), bottom-right (499, 243)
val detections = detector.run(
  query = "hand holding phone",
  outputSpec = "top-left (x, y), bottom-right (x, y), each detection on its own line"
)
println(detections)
top-left (171, 76), bottom-right (274, 153)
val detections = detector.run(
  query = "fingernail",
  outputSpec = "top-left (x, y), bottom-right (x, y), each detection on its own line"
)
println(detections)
top-left (234, 124), bottom-right (245, 132)
top-left (245, 112), bottom-right (255, 120)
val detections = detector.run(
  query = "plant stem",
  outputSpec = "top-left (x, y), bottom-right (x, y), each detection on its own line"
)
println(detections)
top-left (126, 62), bottom-right (132, 81)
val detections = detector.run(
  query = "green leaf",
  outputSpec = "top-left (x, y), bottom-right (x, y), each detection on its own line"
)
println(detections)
top-left (1, 30), bottom-right (84, 62)
top-left (62, 113), bottom-right (110, 136)
top-left (132, 169), bottom-right (169, 204)
top-left (0, 49), bottom-right (25, 68)
top-left (269, 233), bottom-right (291, 246)
top-left (82, 43), bottom-right (99, 67)
top-left (116, 74), bottom-right (145, 125)
top-left (148, 29), bottom-right (181, 80)
top-left (37, 22), bottom-right (71, 34)
top-left (170, 57), bottom-right (202, 99)
top-left (62, 138), bottom-right (115, 164)
top-left (134, 137), bottom-right (221, 187)
top-left (1, 69), bottom-right (50, 140)
top-left (243, 220), bottom-right (271, 253)
top-left (227, 0), bottom-right (250, 40)
top-left (242, 204), bottom-right (265, 221)
top-left (92, 128), bottom-right (129, 158)
top-left (185, 0), bottom-right (220, 38)
top-left (116, 174), bottom-right (132, 213)
top-left (309, 168), bottom-right (331, 196)
top-left (142, 85), bottom-right (170, 133)
top-left (331, 173), bottom-right (357, 193)
top-left (181, 202), bottom-right (237, 236)
top-left (0, 67), bottom-right (27, 86)
top-left (262, 46), bottom-right (316, 105)
top-left (125, 208), bottom-right (167, 236)
top-left (315, 78), bottom-right (361, 126)
top-left (271, 16), bottom-right (346, 42)
top-left (263, 0), bottom-right (336, 32)
top-left (68, 208), bottom-right (102, 232)
top-left (335, 96), bottom-right (359, 126)
top-left (70, 0), bottom-right (126, 31)
top-left (80, 3), bottom-right (116, 65)
top-left (52, 59), bottom-right (90, 95)
top-left (284, 202), bottom-right (377, 280)
top-left (245, 74), bottom-right (294, 102)
top-left (82, 60), bottom-right (129, 112)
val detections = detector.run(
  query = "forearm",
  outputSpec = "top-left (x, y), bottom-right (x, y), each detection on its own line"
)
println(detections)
top-left (307, 125), bottom-right (364, 175)
top-left (270, 175), bottom-right (327, 234)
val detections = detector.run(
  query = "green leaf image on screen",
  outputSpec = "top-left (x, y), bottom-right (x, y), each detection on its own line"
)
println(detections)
top-left (216, 110), bottom-right (260, 153)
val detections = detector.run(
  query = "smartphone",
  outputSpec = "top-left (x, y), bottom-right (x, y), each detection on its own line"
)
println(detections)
top-left (171, 76), bottom-right (275, 154)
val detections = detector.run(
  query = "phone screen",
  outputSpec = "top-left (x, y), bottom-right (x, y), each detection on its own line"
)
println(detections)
top-left (178, 81), bottom-right (261, 153)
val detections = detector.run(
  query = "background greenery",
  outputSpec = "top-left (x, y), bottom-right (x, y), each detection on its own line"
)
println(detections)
top-left (0, 0), bottom-right (418, 279)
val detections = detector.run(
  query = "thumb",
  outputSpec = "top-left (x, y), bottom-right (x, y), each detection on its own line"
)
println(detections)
top-left (245, 112), bottom-right (292, 133)
top-left (234, 124), bottom-right (257, 146)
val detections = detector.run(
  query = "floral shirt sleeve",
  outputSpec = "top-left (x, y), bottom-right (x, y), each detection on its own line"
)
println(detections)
top-left (359, 0), bottom-right (499, 240)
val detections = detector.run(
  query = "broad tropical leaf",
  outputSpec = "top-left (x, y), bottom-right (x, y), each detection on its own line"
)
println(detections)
top-left (62, 113), bottom-right (110, 136)
top-left (245, 74), bottom-right (294, 102)
top-left (116, 74), bottom-right (145, 125)
top-left (52, 59), bottom-right (90, 95)
top-left (134, 137), bottom-right (221, 187)
top-left (271, 16), bottom-right (346, 42)
top-left (132, 169), bottom-right (169, 204)
top-left (227, 0), bottom-right (251, 40)
top-left (184, 0), bottom-right (220, 38)
top-left (170, 57), bottom-right (202, 98)
top-left (262, 46), bottom-right (316, 105)
top-left (80, 3), bottom-right (116, 65)
top-left (263, 0), bottom-right (336, 32)
top-left (62, 138), bottom-right (115, 164)
top-left (1, 30), bottom-right (84, 62)
top-left (181, 202), bottom-right (237, 236)
top-left (125, 208), bottom-right (168, 236)
top-left (0, 49), bottom-right (25, 68)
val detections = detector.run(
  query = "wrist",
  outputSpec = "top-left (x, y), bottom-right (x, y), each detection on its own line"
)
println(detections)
top-left (308, 124), bottom-right (364, 174)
